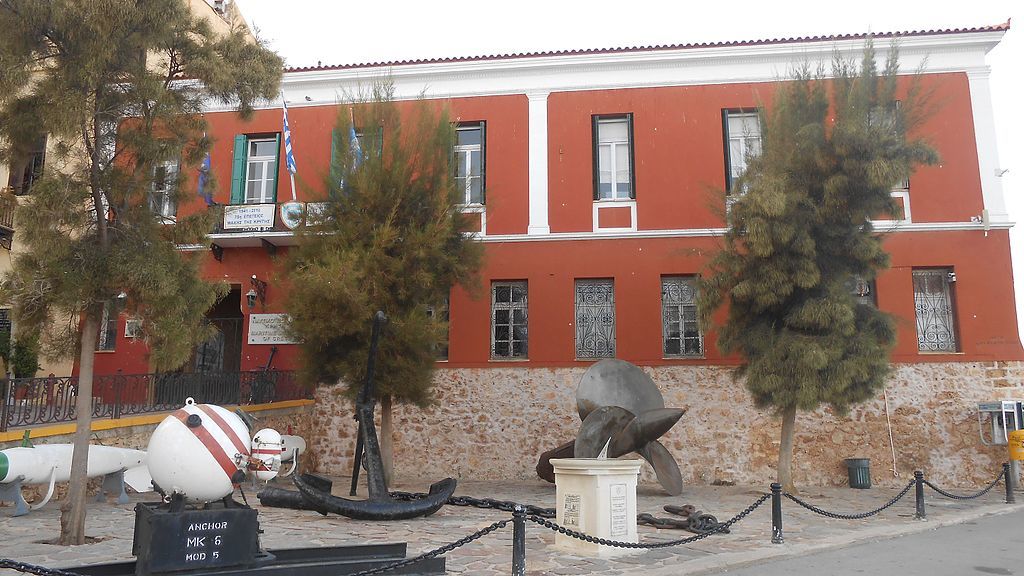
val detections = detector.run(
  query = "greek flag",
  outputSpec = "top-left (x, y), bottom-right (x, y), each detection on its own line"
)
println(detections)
top-left (282, 100), bottom-right (297, 175)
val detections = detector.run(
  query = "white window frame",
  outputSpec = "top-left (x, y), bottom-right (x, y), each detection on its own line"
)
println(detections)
top-left (595, 117), bottom-right (632, 200)
top-left (725, 110), bottom-right (761, 194)
top-left (455, 124), bottom-right (484, 205)
top-left (245, 138), bottom-right (277, 204)
top-left (150, 159), bottom-right (179, 221)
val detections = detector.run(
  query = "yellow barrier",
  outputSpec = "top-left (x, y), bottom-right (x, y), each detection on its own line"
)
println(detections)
top-left (1009, 430), bottom-right (1024, 461)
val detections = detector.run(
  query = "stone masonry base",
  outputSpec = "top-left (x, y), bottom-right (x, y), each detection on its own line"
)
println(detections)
top-left (310, 362), bottom-right (1024, 489)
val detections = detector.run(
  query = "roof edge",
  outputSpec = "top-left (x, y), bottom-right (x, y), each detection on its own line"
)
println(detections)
top-left (284, 21), bottom-right (1011, 74)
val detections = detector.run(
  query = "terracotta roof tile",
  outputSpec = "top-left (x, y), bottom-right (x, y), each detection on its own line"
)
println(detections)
top-left (284, 21), bottom-right (1010, 74)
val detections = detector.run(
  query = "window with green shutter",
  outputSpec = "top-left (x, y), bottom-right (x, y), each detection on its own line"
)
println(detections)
top-left (229, 134), bottom-right (280, 205)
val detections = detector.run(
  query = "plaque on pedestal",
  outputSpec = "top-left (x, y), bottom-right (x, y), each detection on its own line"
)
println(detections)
top-left (132, 502), bottom-right (259, 575)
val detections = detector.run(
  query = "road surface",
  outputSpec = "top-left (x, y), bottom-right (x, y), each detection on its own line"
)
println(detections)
top-left (709, 509), bottom-right (1024, 575)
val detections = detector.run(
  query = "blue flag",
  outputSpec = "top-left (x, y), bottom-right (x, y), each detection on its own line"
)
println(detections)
top-left (349, 123), bottom-right (363, 169)
top-left (197, 152), bottom-right (213, 206)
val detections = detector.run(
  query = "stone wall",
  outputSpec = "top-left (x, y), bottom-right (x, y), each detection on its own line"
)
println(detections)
top-left (310, 362), bottom-right (1024, 489)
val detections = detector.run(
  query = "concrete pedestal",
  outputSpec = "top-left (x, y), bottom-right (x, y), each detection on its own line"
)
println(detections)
top-left (550, 458), bottom-right (643, 558)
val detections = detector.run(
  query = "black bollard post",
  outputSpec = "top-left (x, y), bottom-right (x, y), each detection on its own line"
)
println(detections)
top-left (512, 505), bottom-right (527, 576)
top-left (1004, 463), bottom-right (1015, 504)
top-left (914, 471), bottom-right (926, 520)
top-left (771, 483), bottom-right (784, 544)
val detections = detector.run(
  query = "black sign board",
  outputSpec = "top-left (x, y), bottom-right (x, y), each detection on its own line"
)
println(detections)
top-left (132, 503), bottom-right (259, 575)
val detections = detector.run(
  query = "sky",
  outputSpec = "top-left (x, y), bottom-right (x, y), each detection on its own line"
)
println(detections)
top-left (234, 0), bottom-right (1022, 337)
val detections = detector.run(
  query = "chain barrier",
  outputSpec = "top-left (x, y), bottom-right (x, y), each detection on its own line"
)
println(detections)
top-left (0, 465), bottom-right (1013, 576)
top-left (341, 518), bottom-right (510, 576)
top-left (1, 521), bottom-right (510, 576)
top-left (783, 480), bottom-right (915, 520)
top-left (390, 491), bottom-right (556, 518)
top-left (0, 559), bottom-right (84, 576)
top-left (923, 468), bottom-right (1005, 501)
top-left (528, 493), bottom-right (770, 549)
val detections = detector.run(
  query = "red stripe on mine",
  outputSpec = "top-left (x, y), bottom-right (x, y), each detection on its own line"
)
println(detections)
top-left (198, 405), bottom-right (250, 457)
top-left (175, 411), bottom-right (238, 483)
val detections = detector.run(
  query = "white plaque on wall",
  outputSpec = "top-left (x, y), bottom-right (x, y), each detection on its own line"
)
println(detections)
top-left (224, 204), bottom-right (276, 230)
top-left (247, 313), bottom-right (297, 344)
top-left (609, 483), bottom-right (628, 537)
top-left (563, 493), bottom-right (581, 528)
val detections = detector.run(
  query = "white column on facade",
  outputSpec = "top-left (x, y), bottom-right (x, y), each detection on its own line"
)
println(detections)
top-left (967, 68), bottom-right (1010, 223)
top-left (527, 90), bottom-right (551, 235)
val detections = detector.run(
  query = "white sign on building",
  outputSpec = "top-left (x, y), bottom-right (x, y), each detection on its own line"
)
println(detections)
top-left (247, 313), bottom-right (297, 345)
top-left (224, 204), bottom-right (276, 230)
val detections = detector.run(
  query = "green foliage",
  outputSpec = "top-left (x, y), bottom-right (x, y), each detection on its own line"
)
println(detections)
top-left (0, 332), bottom-right (41, 378)
top-left (0, 0), bottom-right (281, 369)
top-left (699, 43), bottom-right (939, 416)
top-left (286, 82), bottom-right (483, 407)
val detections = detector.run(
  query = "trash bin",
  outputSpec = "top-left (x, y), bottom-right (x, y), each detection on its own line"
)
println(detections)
top-left (844, 458), bottom-right (871, 489)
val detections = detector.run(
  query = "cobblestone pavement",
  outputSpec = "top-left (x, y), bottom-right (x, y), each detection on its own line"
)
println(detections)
top-left (0, 477), bottom-right (1020, 575)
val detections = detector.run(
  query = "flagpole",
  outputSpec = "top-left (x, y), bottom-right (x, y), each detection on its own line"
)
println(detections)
top-left (289, 173), bottom-right (296, 202)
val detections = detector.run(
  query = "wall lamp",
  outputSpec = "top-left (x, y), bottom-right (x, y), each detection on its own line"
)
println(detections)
top-left (247, 274), bottom-right (267, 310)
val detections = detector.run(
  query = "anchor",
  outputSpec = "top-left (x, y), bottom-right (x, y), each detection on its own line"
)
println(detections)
top-left (260, 311), bottom-right (457, 520)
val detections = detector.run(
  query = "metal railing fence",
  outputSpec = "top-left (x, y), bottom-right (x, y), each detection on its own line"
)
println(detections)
top-left (0, 369), bottom-right (308, 432)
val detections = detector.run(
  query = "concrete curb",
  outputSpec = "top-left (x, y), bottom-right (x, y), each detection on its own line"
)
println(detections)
top-left (672, 501), bottom-right (1024, 575)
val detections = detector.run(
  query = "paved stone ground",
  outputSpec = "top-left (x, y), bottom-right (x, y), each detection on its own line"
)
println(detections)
top-left (1, 477), bottom-right (1021, 576)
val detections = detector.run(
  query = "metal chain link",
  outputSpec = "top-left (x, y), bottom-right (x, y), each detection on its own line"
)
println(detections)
top-left (923, 468), bottom-right (1005, 500)
top-left (0, 559), bottom-right (85, 576)
top-left (528, 493), bottom-right (769, 549)
top-left (783, 480), bottom-right (915, 520)
top-left (304, 518), bottom-right (509, 576)
top-left (390, 491), bottom-right (556, 518)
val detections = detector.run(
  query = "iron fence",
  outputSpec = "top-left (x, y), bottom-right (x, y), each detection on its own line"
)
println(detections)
top-left (0, 370), bottom-right (308, 432)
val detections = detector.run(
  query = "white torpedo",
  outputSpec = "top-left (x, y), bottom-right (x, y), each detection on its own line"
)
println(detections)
top-left (0, 444), bottom-right (153, 516)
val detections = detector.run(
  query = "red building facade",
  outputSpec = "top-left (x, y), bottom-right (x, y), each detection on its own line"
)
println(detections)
top-left (83, 24), bottom-right (1024, 487)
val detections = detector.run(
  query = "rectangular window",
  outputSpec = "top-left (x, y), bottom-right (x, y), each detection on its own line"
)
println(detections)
top-left (97, 302), bottom-right (117, 351)
top-left (593, 115), bottom-right (634, 200)
top-left (724, 110), bottom-right (761, 193)
top-left (662, 276), bottom-right (702, 357)
top-left (149, 159), bottom-right (179, 220)
top-left (913, 268), bottom-right (959, 352)
top-left (7, 135), bottom-right (46, 196)
top-left (230, 134), bottom-right (280, 205)
top-left (491, 281), bottom-right (527, 359)
top-left (455, 122), bottom-right (485, 205)
top-left (245, 138), bottom-right (278, 204)
top-left (427, 297), bottom-right (450, 361)
top-left (575, 279), bottom-right (615, 359)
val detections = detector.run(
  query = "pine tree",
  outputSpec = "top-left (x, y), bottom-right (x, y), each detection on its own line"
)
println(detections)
top-left (0, 0), bottom-right (282, 543)
top-left (286, 82), bottom-right (483, 480)
top-left (699, 43), bottom-right (938, 492)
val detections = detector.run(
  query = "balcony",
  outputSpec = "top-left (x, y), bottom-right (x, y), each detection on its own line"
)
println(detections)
top-left (0, 369), bottom-right (309, 432)
top-left (206, 201), bottom-right (333, 258)
top-left (0, 188), bottom-right (16, 250)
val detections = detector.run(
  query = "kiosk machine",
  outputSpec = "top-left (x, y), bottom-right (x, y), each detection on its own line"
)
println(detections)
top-left (978, 400), bottom-right (1023, 489)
